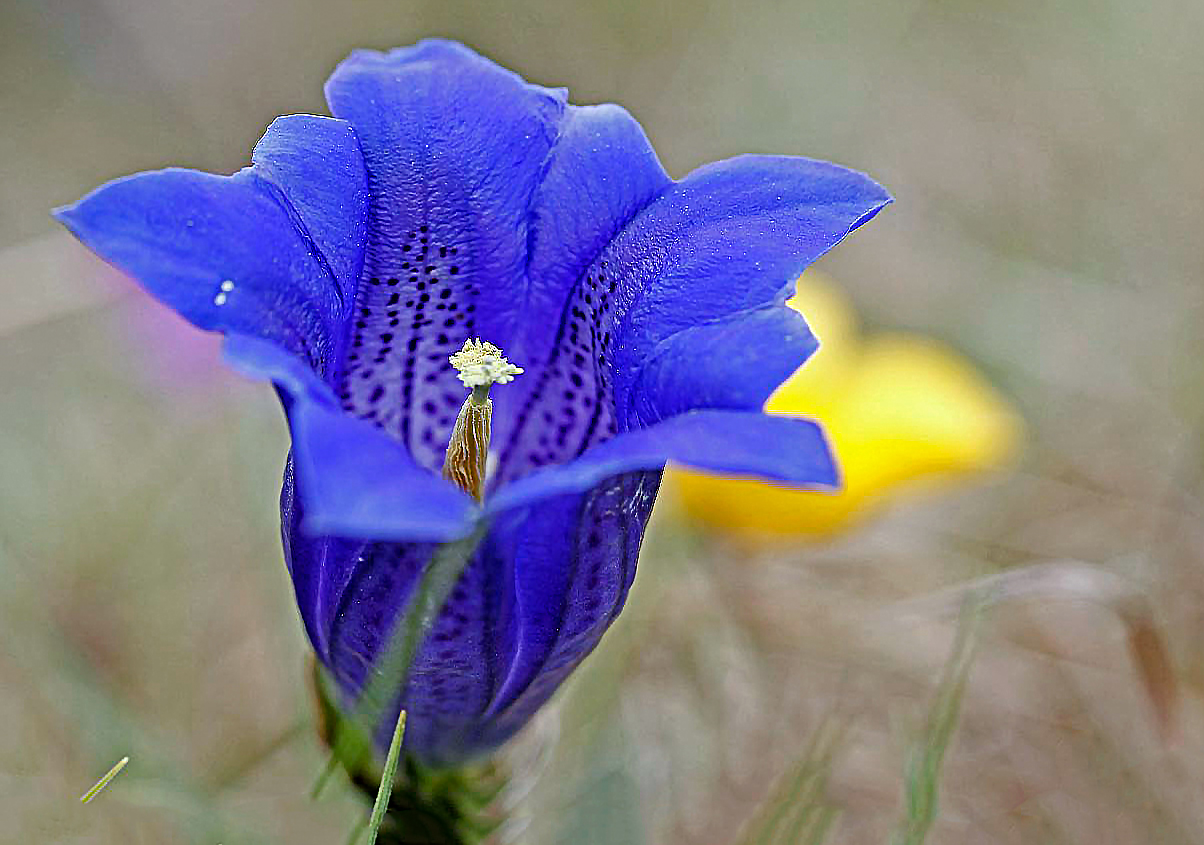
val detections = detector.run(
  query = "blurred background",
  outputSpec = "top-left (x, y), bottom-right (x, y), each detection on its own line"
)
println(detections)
top-left (2, 0), bottom-right (1203, 842)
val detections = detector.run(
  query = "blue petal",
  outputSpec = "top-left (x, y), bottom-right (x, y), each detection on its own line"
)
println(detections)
top-left (610, 155), bottom-right (891, 428)
top-left (489, 409), bottom-right (837, 514)
top-left (279, 463), bottom-right (367, 662)
top-left (322, 40), bottom-right (569, 470)
top-left (479, 470), bottom-right (660, 747)
top-left (627, 304), bottom-right (818, 424)
top-left (522, 105), bottom-right (671, 338)
top-left (288, 405), bottom-right (478, 542)
top-left (493, 155), bottom-right (890, 479)
top-left (225, 332), bottom-right (479, 675)
top-left (319, 471), bottom-right (662, 766)
top-left (311, 520), bottom-right (516, 765)
top-left (223, 334), bottom-right (479, 542)
top-left (250, 115), bottom-right (369, 310)
top-left (55, 120), bottom-right (367, 369)
top-left (490, 103), bottom-right (672, 483)
top-left (376, 539), bottom-right (510, 764)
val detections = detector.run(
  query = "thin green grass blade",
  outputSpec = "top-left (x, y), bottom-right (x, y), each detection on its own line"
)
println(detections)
top-left (311, 752), bottom-right (344, 800)
top-left (736, 720), bottom-right (845, 845)
top-left (344, 814), bottom-right (368, 845)
top-left (209, 721), bottom-right (306, 792)
top-left (783, 804), bottom-right (839, 845)
top-left (365, 710), bottom-right (407, 845)
top-left (890, 593), bottom-right (986, 845)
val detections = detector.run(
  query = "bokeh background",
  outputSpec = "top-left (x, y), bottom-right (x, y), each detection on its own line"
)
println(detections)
top-left (3, 0), bottom-right (1203, 843)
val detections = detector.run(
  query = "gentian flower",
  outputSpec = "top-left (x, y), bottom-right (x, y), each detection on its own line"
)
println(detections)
top-left (55, 40), bottom-right (890, 766)
top-left (671, 272), bottom-right (1023, 539)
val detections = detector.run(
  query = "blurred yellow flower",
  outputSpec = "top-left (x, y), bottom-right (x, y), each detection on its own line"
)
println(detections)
top-left (667, 272), bottom-right (1023, 539)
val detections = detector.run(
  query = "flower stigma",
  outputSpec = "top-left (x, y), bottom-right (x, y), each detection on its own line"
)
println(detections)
top-left (442, 339), bottom-right (523, 501)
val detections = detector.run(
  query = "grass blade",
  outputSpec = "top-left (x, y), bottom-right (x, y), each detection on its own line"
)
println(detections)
top-left (891, 561), bottom-right (1179, 740)
top-left (366, 710), bottom-right (407, 845)
top-left (890, 594), bottom-right (984, 845)
top-left (735, 720), bottom-right (845, 845)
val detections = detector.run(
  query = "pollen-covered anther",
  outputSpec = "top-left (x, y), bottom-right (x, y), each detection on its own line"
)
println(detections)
top-left (449, 338), bottom-right (523, 397)
top-left (443, 339), bottom-right (523, 501)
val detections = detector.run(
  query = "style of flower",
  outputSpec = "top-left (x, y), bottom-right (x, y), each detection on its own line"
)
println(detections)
top-left (670, 272), bottom-right (1023, 539)
top-left (55, 40), bottom-right (890, 766)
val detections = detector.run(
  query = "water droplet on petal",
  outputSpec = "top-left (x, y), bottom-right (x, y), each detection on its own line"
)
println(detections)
top-left (214, 279), bottom-right (235, 306)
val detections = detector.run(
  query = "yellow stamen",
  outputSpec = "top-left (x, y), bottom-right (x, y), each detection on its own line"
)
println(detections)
top-left (442, 339), bottom-right (523, 501)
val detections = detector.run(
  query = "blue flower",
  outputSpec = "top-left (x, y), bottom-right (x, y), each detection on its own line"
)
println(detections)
top-left (56, 40), bottom-right (890, 766)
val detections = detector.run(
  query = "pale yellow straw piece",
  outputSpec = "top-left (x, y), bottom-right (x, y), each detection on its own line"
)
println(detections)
top-left (80, 756), bottom-right (129, 803)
